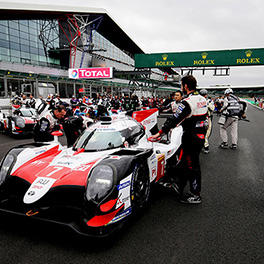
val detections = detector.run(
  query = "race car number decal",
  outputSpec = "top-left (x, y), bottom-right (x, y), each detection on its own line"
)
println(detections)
top-left (46, 166), bottom-right (63, 177)
top-left (23, 177), bottom-right (56, 204)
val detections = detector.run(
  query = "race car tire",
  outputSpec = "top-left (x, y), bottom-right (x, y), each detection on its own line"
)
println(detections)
top-left (131, 163), bottom-right (150, 210)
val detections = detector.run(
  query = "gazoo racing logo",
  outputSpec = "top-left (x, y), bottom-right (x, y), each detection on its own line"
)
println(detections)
top-left (236, 50), bottom-right (261, 65)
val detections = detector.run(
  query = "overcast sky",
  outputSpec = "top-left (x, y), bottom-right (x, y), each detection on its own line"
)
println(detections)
top-left (6, 0), bottom-right (264, 86)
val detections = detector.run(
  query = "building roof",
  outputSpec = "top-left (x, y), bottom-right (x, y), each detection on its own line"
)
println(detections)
top-left (0, 1), bottom-right (144, 56)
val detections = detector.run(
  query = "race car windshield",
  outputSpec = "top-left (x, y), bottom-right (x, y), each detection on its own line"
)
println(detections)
top-left (73, 129), bottom-right (123, 151)
top-left (19, 109), bottom-right (37, 117)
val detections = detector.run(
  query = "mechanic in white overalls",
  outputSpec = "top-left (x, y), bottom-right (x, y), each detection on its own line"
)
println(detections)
top-left (33, 105), bottom-right (66, 142)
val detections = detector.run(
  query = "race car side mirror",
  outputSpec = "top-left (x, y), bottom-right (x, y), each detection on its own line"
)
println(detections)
top-left (123, 141), bottom-right (129, 148)
top-left (51, 130), bottom-right (63, 137)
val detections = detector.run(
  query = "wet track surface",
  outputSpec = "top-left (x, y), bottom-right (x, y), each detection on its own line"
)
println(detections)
top-left (0, 104), bottom-right (263, 264)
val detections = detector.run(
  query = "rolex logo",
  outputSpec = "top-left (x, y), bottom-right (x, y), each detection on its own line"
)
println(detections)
top-left (201, 52), bottom-right (208, 59)
top-left (245, 50), bottom-right (252, 57)
top-left (162, 54), bottom-right (168, 61)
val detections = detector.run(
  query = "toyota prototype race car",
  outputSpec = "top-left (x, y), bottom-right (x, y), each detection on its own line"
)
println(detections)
top-left (0, 106), bottom-right (37, 136)
top-left (0, 108), bottom-right (183, 237)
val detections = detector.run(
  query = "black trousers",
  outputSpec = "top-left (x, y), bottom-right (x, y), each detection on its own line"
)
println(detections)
top-left (178, 134), bottom-right (204, 195)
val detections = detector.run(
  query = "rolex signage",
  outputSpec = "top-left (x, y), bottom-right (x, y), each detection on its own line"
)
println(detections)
top-left (193, 52), bottom-right (215, 66)
top-left (135, 48), bottom-right (264, 68)
top-left (155, 54), bottom-right (175, 66)
top-left (236, 50), bottom-right (261, 65)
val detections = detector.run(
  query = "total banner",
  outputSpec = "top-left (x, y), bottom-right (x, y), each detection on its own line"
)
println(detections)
top-left (68, 67), bottom-right (113, 79)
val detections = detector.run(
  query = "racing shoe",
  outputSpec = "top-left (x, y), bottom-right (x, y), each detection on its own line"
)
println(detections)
top-left (219, 142), bottom-right (228, 149)
top-left (229, 144), bottom-right (237, 150)
top-left (180, 193), bottom-right (202, 204)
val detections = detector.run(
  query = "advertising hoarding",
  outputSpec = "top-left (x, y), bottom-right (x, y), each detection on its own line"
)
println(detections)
top-left (68, 67), bottom-right (113, 79)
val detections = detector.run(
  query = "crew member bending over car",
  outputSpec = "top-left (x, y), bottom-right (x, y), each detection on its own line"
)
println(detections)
top-left (150, 75), bottom-right (208, 204)
top-left (33, 105), bottom-right (66, 142)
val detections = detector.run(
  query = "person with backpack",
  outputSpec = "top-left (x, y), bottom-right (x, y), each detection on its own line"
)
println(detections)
top-left (219, 88), bottom-right (241, 150)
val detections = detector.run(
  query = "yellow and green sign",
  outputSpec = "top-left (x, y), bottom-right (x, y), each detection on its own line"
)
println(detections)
top-left (135, 48), bottom-right (264, 68)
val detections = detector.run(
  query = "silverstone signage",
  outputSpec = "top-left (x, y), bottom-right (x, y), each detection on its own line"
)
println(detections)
top-left (69, 67), bottom-right (113, 79)
top-left (135, 48), bottom-right (264, 68)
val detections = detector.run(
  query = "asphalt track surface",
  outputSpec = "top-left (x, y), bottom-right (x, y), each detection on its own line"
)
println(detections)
top-left (0, 104), bottom-right (263, 264)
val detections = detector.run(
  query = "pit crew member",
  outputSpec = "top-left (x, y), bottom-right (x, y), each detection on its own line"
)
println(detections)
top-left (150, 75), bottom-right (208, 204)
top-left (33, 104), bottom-right (66, 142)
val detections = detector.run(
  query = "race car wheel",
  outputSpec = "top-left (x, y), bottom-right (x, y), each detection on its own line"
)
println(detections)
top-left (131, 163), bottom-right (150, 210)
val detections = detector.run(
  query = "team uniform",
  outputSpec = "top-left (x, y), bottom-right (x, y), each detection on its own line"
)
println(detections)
top-left (33, 110), bottom-right (60, 142)
top-left (159, 92), bottom-right (208, 198)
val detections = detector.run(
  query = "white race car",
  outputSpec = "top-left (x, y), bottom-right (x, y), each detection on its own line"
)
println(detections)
top-left (1, 106), bottom-right (37, 136)
top-left (0, 108), bottom-right (182, 236)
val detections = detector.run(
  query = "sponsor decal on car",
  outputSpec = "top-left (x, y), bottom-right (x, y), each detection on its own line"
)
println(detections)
top-left (117, 181), bottom-right (130, 190)
top-left (148, 155), bottom-right (158, 182)
top-left (150, 154), bottom-right (156, 161)
top-left (152, 168), bottom-right (156, 179)
top-left (56, 161), bottom-right (73, 166)
top-left (23, 177), bottom-right (56, 204)
top-left (108, 208), bottom-right (132, 224)
top-left (35, 150), bottom-right (46, 155)
top-left (110, 156), bottom-right (121, 159)
top-left (116, 174), bottom-right (132, 209)
top-left (31, 160), bottom-right (45, 166)
top-left (73, 164), bottom-right (92, 171)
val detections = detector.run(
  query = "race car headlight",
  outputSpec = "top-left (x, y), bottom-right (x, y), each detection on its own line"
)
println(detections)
top-left (15, 117), bottom-right (25, 128)
top-left (0, 154), bottom-right (15, 185)
top-left (86, 165), bottom-right (114, 203)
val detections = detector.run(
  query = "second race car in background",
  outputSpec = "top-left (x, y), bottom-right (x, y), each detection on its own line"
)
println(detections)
top-left (0, 106), bottom-right (37, 136)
